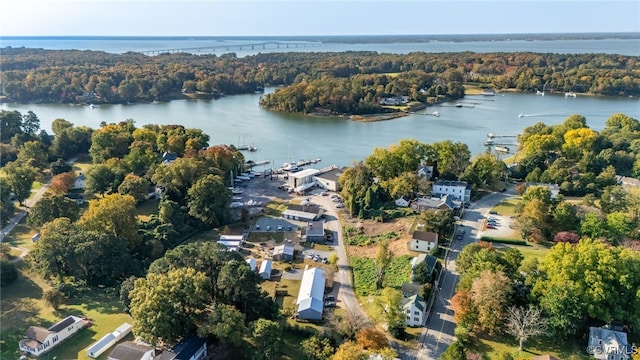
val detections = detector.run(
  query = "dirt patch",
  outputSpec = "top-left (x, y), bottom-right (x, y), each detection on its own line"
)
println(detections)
top-left (346, 217), bottom-right (415, 258)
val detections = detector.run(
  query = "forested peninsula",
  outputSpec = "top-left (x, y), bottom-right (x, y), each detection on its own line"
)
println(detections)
top-left (1, 48), bottom-right (639, 116)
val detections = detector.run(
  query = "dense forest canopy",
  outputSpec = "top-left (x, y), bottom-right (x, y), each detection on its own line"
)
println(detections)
top-left (1, 48), bottom-right (638, 108)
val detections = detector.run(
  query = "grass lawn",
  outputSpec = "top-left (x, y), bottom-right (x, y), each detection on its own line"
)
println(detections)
top-left (491, 198), bottom-right (520, 217)
top-left (468, 333), bottom-right (589, 359)
top-left (496, 244), bottom-right (550, 263)
top-left (1, 268), bottom-right (132, 360)
top-left (2, 220), bottom-right (39, 251)
top-left (72, 161), bottom-right (93, 175)
top-left (264, 201), bottom-right (288, 217)
top-left (136, 199), bottom-right (159, 222)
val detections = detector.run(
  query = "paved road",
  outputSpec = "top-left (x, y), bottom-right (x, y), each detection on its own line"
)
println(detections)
top-left (0, 182), bottom-right (50, 242)
top-left (410, 191), bottom-right (513, 360)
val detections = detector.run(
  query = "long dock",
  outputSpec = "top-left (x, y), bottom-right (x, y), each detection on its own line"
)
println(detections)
top-left (245, 160), bottom-right (270, 168)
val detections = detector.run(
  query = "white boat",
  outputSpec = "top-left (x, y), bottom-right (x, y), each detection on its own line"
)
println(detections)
top-left (89, 103), bottom-right (96, 108)
top-left (432, 111), bottom-right (440, 117)
top-left (565, 92), bottom-right (577, 98)
top-left (281, 163), bottom-right (300, 171)
top-left (536, 90), bottom-right (544, 96)
top-left (518, 112), bottom-right (524, 118)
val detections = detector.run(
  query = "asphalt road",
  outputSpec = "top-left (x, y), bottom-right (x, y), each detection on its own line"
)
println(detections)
top-left (410, 191), bottom-right (513, 360)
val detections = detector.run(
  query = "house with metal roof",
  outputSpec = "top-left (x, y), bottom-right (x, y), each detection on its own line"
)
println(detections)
top-left (304, 221), bottom-right (325, 243)
top-left (259, 260), bottom-right (272, 280)
top-left (273, 244), bottom-right (295, 262)
top-left (282, 204), bottom-right (323, 222)
top-left (86, 323), bottom-right (132, 358)
top-left (246, 257), bottom-right (257, 271)
top-left (107, 341), bottom-right (156, 360)
top-left (217, 234), bottom-right (244, 251)
top-left (296, 267), bottom-right (326, 320)
top-left (403, 294), bottom-right (426, 327)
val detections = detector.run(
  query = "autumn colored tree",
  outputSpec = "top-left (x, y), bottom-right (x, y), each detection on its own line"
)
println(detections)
top-left (331, 341), bottom-right (367, 360)
top-left (355, 328), bottom-right (388, 350)
top-left (49, 171), bottom-right (76, 195)
top-left (470, 270), bottom-right (512, 335)
top-left (450, 290), bottom-right (478, 330)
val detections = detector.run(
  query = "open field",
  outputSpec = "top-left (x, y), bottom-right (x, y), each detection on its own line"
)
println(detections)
top-left (468, 333), bottom-right (589, 359)
top-left (490, 197), bottom-right (520, 216)
top-left (495, 243), bottom-right (551, 263)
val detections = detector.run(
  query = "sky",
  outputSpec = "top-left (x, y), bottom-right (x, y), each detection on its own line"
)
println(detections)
top-left (1, 0), bottom-right (639, 37)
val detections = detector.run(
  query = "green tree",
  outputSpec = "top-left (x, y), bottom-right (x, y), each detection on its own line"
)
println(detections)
top-left (85, 164), bottom-right (118, 196)
top-left (118, 174), bottom-right (150, 203)
top-left (197, 303), bottom-right (247, 346)
top-left (187, 174), bottom-right (229, 226)
top-left (43, 288), bottom-right (66, 310)
top-left (0, 259), bottom-right (18, 287)
top-left (300, 335), bottom-right (334, 360)
top-left (17, 141), bottom-right (48, 169)
top-left (372, 287), bottom-right (405, 338)
top-left (28, 194), bottom-right (80, 227)
top-left (130, 267), bottom-right (211, 343)
top-left (0, 178), bottom-right (16, 227)
top-left (440, 341), bottom-right (465, 360)
top-left (3, 161), bottom-right (37, 205)
top-left (375, 241), bottom-right (392, 289)
top-left (21, 110), bottom-right (40, 135)
top-left (119, 276), bottom-right (137, 313)
top-left (78, 193), bottom-right (141, 250)
top-left (250, 319), bottom-right (282, 360)
top-left (331, 341), bottom-right (367, 360)
top-left (600, 185), bottom-right (629, 214)
top-left (580, 212), bottom-right (606, 239)
top-left (0, 110), bottom-right (24, 142)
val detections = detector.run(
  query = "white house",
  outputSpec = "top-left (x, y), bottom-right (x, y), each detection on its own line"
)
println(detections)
top-left (107, 341), bottom-right (156, 360)
top-left (313, 167), bottom-right (345, 192)
top-left (403, 294), bottom-right (427, 327)
top-left (288, 168), bottom-right (320, 189)
top-left (86, 322), bottom-right (132, 358)
top-left (246, 257), bottom-right (257, 271)
top-left (71, 173), bottom-right (86, 190)
top-left (413, 195), bottom-right (461, 211)
top-left (432, 180), bottom-right (471, 204)
top-left (259, 260), bottom-right (272, 280)
top-left (408, 231), bottom-right (438, 253)
top-left (588, 326), bottom-right (631, 360)
top-left (524, 183), bottom-right (560, 199)
top-left (296, 267), bottom-right (326, 320)
top-left (417, 166), bottom-right (434, 180)
top-left (395, 197), bottom-right (410, 207)
top-left (217, 234), bottom-right (244, 251)
top-left (272, 244), bottom-right (295, 262)
top-left (19, 315), bottom-right (88, 357)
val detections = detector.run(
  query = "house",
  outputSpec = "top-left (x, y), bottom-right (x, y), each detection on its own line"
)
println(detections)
top-left (432, 180), bottom-right (471, 204)
top-left (417, 166), bottom-right (433, 180)
top-left (380, 97), bottom-right (401, 105)
top-left (107, 341), bottom-right (156, 360)
top-left (158, 334), bottom-right (207, 360)
top-left (71, 173), bottom-right (86, 190)
top-left (410, 254), bottom-right (438, 283)
top-left (296, 267), bottom-right (326, 320)
top-left (162, 152), bottom-right (178, 164)
top-left (246, 258), bottom-right (257, 271)
top-left (288, 168), bottom-right (320, 189)
top-left (19, 315), bottom-right (88, 357)
top-left (273, 244), bottom-right (295, 262)
top-left (64, 192), bottom-right (84, 205)
top-left (304, 221), bottom-right (325, 243)
top-left (31, 233), bottom-right (41, 242)
top-left (259, 260), bottom-right (272, 280)
top-left (395, 197), bottom-right (410, 207)
top-left (616, 175), bottom-right (640, 188)
top-left (313, 167), bottom-right (345, 192)
top-left (217, 234), bottom-right (244, 251)
top-left (413, 194), bottom-right (461, 211)
top-left (86, 323), bottom-right (132, 358)
top-left (401, 282), bottom-right (422, 297)
top-left (403, 294), bottom-right (427, 327)
top-left (408, 231), bottom-right (439, 253)
top-left (282, 204), bottom-right (323, 222)
top-left (588, 326), bottom-right (631, 360)
top-left (524, 183), bottom-right (560, 199)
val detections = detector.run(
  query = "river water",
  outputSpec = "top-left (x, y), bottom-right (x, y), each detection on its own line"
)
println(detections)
top-left (2, 37), bottom-right (639, 168)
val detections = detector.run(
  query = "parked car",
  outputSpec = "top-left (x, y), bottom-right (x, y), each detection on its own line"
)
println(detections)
top-left (255, 224), bottom-right (261, 230)
top-left (489, 211), bottom-right (498, 215)
top-left (324, 301), bottom-right (337, 307)
top-left (277, 224), bottom-right (283, 231)
top-left (321, 191), bottom-right (328, 196)
top-left (332, 198), bottom-right (341, 202)
top-left (287, 225), bottom-right (293, 231)
top-left (324, 294), bottom-right (335, 301)
top-left (266, 225), bottom-right (271, 231)
top-left (336, 203), bottom-right (345, 208)
top-left (486, 225), bottom-right (496, 229)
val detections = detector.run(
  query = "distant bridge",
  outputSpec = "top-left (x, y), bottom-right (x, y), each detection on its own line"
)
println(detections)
top-left (139, 41), bottom-right (324, 55)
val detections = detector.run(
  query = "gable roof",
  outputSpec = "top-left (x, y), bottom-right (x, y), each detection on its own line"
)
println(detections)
top-left (412, 231), bottom-right (438, 243)
top-left (403, 294), bottom-right (426, 312)
top-left (48, 315), bottom-right (81, 332)
top-left (26, 326), bottom-right (52, 342)
top-left (108, 341), bottom-right (154, 360)
top-left (273, 244), bottom-right (295, 256)
top-left (401, 282), bottom-right (422, 296)
top-left (297, 267), bottom-right (326, 305)
top-left (589, 326), bottom-right (629, 350)
top-left (411, 254), bottom-right (437, 273)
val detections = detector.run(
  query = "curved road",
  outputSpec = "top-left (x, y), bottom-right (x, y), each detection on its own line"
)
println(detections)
top-left (410, 191), bottom-right (514, 360)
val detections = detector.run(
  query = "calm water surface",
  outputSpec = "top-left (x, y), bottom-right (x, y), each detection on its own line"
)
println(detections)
top-left (2, 91), bottom-right (638, 169)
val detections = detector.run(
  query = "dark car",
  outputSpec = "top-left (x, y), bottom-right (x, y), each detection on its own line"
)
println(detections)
top-left (324, 301), bottom-right (337, 307)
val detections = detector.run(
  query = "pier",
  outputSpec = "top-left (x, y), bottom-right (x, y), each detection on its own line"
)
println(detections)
top-left (484, 133), bottom-right (519, 152)
top-left (245, 160), bottom-right (270, 168)
top-left (139, 41), bottom-right (324, 55)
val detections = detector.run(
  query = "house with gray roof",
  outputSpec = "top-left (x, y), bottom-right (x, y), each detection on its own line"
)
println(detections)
top-left (408, 231), bottom-right (439, 253)
top-left (403, 294), bottom-right (426, 327)
top-left (107, 341), bottom-right (155, 360)
top-left (410, 254), bottom-right (438, 283)
top-left (19, 315), bottom-right (88, 357)
top-left (304, 221), bottom-right (325, 243)
top-left (273, 244), bottom-right (295, 262)
top-left (296, 267), bottom-right (326, 320)
top-left (282, 204), bottom-right (323, 222)
top-left (588, 326), bottom-right (631, 360)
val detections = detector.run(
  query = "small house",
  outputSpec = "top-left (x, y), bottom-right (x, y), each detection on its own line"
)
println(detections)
top-left (31, 233), bottom-right (41, 242)
top-left (313, 167), bottom-right (345, 192)
top-left (403, 294), bottom-right (426, 327)
top-left (217, 234), bottom-right (244, 251)
top-left (107, 341), bottom-right (156, 360)
top-left (408, 231), bottom-right (439, 253)
top-left (19, 315), bottom-right (88, 357)
top-left (417, 166), bottom-right (433, 180)
top-left (410, 254), bottom-right (438, 283)
top-left (259, 260), bottom-right (272, 280)
top-left (272, 244), bottom-right (294, 262)
top-left (588, 326), bottom-right (630, 360)
top-left (246, 258), bottom-right (257, 271)
top-left (162, 152), bottom-right (178, 164)
top-left (395, 197), bottom-right (410, 207)
top-left (304, 221), bottom-right (325, 243)
top-left (159, 334), bottom-right (207, 360)
top-left (71, 173), bottom-right (86, 190)
top-left (432, 180), bottom-right (471, 204)
top-left (282, 204), bottom-right (323, 222)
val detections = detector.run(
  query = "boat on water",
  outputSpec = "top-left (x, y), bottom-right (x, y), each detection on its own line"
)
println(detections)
top-left (89, 104), bottom-right (97, 108)
top-left (536, 90), bottom-right (545, 96)
top-left (565, 92), bottom-right (577, 98)
top-left (281, 163), bottom-right (301, 172)
top-left (518, 112), bottom-right (524, 118)
top-left (454, 103), bottom-right (463, 108)
top-left (432, 111), bottom-right (440, 117)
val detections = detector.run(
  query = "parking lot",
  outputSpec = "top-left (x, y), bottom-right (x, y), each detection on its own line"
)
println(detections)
top-left (479, 212), bottom-right (517, 238)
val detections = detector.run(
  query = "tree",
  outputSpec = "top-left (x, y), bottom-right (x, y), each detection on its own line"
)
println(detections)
top-left (0, 178), bottom-right (16, 227)
top-left (197, 303), bottom-right (247, 346)
top-left (440, 341), bottom-right (465, 360)
top-left (331, 341), bottom-right (367, 360)
top-left (85, 164), bottom-right (118, 196)
top-left (3, 161), bottom-right (37, 205)
top-left (375, 241), bottom-right (392, 289)
top-left (17, 141), bottom-right (48, 169)
top-left (250, 319), bottom-right (282, 360)
top-left (470, 270), bottom-right (512, 335)
top-left (505, 306), bottom-right (547, 351)
top-left (43, 288), bottom-right (66, 310)
top-left (600, 185), bottom-right (629, 214)
top-left (606, 211), bottom-right (631, 243)
top-left (28, 194), bottom-right (80, 227)
top-left (0, 259), bottom-right (18, 287)
top-left (118, 174), bottom-right (150, 203)
top-left (300, 335), bottom-right (334, 360)
top-left (21, 111), bottom-right (40, 135)
top-left (0, 110), bottom-right (24, 142)
top-left (326, 309), bottom-right (371, 341)
top-left (187, 174), bottom-right (229, 226)
top-left (421, 209), bottom-right (455, 239)
top-left (450, 291), bottom-right (478, 330)
top-left (130, 267), bottom-right (211, 343)
top-left (78, 193), bottom-right (141, 250)
top-left (49, 171), bottom-right (76, 195)
top-left (372, 287), bottom-right (405, 338)
top-left (119, 276), bottom-right (137, 313)
top-left (580, 212), bottom-right (606, 239)
top-left (553, 231), bottom-right (580, 244)
top-left (355, 328), bottom-right (388, 350)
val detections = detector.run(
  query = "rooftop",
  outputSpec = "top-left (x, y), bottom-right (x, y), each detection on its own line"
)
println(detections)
top-left (412, 231), bottom-right (438, 243)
